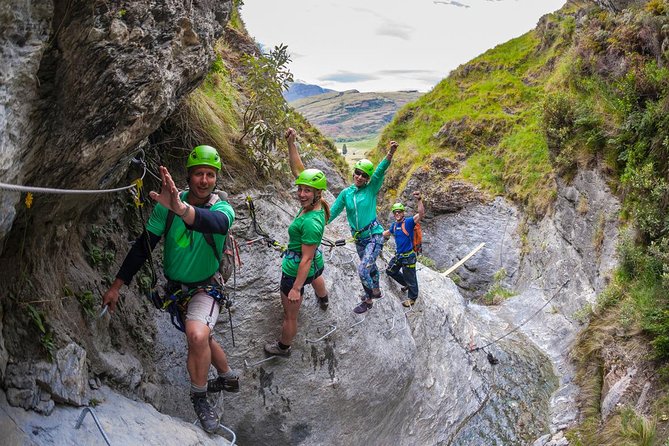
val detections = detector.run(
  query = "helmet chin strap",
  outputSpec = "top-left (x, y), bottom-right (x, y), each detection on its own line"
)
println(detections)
top-left (311, 191), bottom-right (321, 207)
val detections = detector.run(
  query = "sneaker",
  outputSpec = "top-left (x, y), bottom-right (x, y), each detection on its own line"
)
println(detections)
top-left (264, 341), bottom-right (291, 356)
top-left (317, 295), bottom-right (329, 310)
top-left (207, 371), bottom-right (240, 393)
top-left (402, 299), bottom-right (416, 308)
top-left (191, 393), bottom-right (219, 433)
top-left (353, 301), bottom-right (373, 314)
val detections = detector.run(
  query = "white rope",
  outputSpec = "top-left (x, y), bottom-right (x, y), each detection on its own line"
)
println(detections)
top-left (0, 153), bottom-right (150, 195)
top-left (0, 182), bottom-right (137, 194)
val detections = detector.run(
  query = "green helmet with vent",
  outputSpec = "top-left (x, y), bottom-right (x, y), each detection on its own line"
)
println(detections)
top-left (354, 159), bottom-right (374, 177)
top-left (295, 169), bottom-right (327, 190)
top-left (391, 203), bottom-right (406, 212)
top-left (186, 145), bottom-right (221, 171)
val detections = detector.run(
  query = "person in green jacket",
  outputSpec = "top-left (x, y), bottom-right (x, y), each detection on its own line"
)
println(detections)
top-left (329, 140), bottom-right (399, 313)
top-left (264, 128), bottom-right (330, 356)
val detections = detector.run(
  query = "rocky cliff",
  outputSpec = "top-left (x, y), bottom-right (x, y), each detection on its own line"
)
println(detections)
top-left (1, 1), bottom-right (664, 445)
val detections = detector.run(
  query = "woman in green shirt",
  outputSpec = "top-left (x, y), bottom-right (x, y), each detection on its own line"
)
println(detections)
top-left (264, 128), bottom-right (330, 356)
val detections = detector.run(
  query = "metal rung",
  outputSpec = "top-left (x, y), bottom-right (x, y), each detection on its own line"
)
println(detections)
top-left (349, 314), bottom-right (366, 329)
top-left (305, 324), bottom-right (337, 343)
top-left (381, 316), bottom-right (396, 334)
top-left (382, 306), bottom-right (414, 335)
top-left (75, 407), bottom-right (112, 446)
top-left (193, 420), bottom-right (237, 445)
top-left (244, 356), bottom-right (278, 368)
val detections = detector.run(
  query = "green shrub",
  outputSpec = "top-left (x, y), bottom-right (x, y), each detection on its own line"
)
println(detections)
top-left (239, 44), bottom-right (293, 177)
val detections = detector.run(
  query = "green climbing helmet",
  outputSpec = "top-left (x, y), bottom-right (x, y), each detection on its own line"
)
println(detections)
top-left (186, 145), bottom-right (221, 171)
top-left (295, 169), bottom-right (327, 190)
top-left (354, 159), bottom-right (374, 177)
top-left (391, 202), bottom-right (406, 212)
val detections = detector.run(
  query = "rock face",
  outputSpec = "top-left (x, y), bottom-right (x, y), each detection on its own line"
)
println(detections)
top-left (133, 191), bottom-right (558, 445)
top-left (0, 0), bottom-right (53, 248)
top-left (0, 385), bottom-right (233, 445)
top-left (0, 0), bottom-right (232, 250)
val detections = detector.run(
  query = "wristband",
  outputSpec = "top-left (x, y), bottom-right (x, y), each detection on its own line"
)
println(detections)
top-left (178, 203), bottom-right (191, 218)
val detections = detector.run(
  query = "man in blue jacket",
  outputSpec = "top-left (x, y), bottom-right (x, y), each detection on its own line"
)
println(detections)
top-left (383, 191), bottom-right (425, 307)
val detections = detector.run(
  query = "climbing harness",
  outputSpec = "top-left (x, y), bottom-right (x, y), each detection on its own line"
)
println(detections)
top-left (75, 407), bottom-right (112, 446)
top-left (351, 218), bottom-right (380, 241)
top-left (246, 196), bottom-right (287, 253)
top-left (157, 283), bottom-right (231, 333)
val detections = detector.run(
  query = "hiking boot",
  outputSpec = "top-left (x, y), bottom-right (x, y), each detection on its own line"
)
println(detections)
top-left (191, 393), bottom-right (219, 434)
top-left (353, 301), bottom-right (373, 314)
top-left (402, 299), bottom-right (416, 308)
top-left (207, 370), bottom-right (240, 393)
top-left (371, 291), bottom-right (383, 300)
top-left (264, 341), bottom-right (291, 356)
top-left (317, 295), bottom-right (329, 310)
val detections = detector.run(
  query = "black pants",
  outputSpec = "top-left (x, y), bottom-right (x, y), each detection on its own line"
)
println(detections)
top-left (386, 252), bottom-right (418, 300)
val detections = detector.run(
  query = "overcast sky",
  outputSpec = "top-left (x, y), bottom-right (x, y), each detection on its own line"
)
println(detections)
top-left (242, 0), bottom-right (566, 92)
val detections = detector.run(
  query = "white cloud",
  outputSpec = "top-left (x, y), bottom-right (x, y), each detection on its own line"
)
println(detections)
top-left (242, 0), bottom-right (566, 92)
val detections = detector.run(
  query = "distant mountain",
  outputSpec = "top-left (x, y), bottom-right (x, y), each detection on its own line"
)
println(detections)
top-left (283, 81), bottom-right (336, 102)
top-left (290, 89), bottom-right (422, 141)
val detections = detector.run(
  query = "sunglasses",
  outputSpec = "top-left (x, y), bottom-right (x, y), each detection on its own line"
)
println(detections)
top-left (353, 169), bottom-right (369, 178)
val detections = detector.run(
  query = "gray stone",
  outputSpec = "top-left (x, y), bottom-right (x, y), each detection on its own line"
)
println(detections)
top-left (424, 196), bottom-right (521, 298)
top-left (0, 0), bottom-right (233, 250)
top-left (34, 343), bottom-right (88, 406)
top-left (0, 0), bottom-right (53, 247)
top-left (0, 386), bottom-right (233, 445)
top-left (6, 388), bottom-right (39, 410)
top-left (533, 434), bottom-right (551, 446)
top-left (97, 350), bottom-right (143, 390)
top-left (601, 367), bottom-right (637, 419)
top-left (109, 18), bottom-right (129, 44)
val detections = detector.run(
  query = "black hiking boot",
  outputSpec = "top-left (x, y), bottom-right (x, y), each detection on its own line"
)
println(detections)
top-left (207, 370), bottom-right (240, 393)
top-left (191, 393), bottom-right (219, 433)
top-left (316, 294), bottom-right (329, 310)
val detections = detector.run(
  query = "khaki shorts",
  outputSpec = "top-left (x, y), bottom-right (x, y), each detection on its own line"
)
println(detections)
top-left (185, 291), bottom-right (220, 332)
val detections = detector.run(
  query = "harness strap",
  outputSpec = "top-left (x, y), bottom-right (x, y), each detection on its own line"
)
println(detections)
top-left (283, 248), bottom-right (323, 262)
top-left (352, 218), bottom-right (380, 240)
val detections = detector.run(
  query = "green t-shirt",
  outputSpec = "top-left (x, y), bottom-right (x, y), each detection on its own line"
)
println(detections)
top-left (146, 193), bottom-right (235, 283)
top-left (281, 208), bottom-right (325, 277)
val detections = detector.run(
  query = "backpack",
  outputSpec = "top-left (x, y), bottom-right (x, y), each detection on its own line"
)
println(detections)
top-left (165, 191), bottom-right (240, 283)
top-left (392, 219), bottom-right (423, 254)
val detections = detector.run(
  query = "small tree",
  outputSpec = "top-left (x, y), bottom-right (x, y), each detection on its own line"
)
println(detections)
top-left (240, 44), bottom-right (294, 176)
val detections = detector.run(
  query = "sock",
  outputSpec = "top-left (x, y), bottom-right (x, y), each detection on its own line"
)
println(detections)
top-left (278, 341), bottom-right (290, 350)
top-left (219, 369), bottom-right (238, 379)
top-left (190, 383), bottom-right (207, 396)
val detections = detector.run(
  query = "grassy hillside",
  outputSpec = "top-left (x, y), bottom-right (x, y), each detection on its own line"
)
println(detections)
top-left (376, 6), bottom-right (578, 217)
top-left (291, 90), bottom-right (422, 142)
top-left (378, 0), bottom-right (669, 443)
